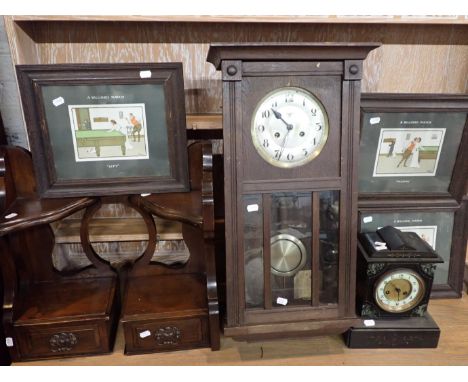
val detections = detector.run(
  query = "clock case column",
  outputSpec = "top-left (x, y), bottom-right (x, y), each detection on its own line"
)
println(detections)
top-left (207, 43), bottom-right (380, 341)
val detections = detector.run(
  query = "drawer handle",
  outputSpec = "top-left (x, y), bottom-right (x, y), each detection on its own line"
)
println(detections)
top-left (49, 332), bottom-right (78, 352)
top-left (155, 326), bottom-right (181, 346)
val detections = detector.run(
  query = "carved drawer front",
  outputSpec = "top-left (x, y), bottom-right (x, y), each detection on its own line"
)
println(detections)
top-left (125, 317), bottom-right (210, 353)
top-left (15, 322), bottom-right (107, 359)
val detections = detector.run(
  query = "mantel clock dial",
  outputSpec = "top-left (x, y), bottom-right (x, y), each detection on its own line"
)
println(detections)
top-left (374, 269), bottom-right (425, 313)
top-left (251, 87), bottom-right (329, 168)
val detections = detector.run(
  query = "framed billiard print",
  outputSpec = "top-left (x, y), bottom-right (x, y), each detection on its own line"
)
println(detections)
top-left (359, 94), bottom-right (468, 203)
top-left (68, 103), bottom-right (149, 162)
top-left (371, 127), bottom-right (445, 178)
top-left (16, 63), bottom-right (189, 197)
top-left (358, 204), bottom-right (468, 298)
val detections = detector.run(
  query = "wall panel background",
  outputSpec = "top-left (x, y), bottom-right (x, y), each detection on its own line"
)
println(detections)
top-left (3, 19), bottom-right (467, 134)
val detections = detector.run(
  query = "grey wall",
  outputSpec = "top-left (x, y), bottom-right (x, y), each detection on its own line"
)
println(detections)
top-left (0, 17), bottom-right (28, 148)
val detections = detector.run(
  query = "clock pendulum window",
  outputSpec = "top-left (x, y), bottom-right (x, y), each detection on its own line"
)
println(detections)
top-left (207, 43), bottom-right (380, 340)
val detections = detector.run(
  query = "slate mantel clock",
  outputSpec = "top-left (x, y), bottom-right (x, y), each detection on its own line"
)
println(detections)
top-left (207, 43), bottom-right (380, 340)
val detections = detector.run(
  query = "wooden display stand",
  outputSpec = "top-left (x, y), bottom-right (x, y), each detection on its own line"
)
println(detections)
top-left (0, 146), bottom-right (119, 361)
top-left (0, 142), bottom-right (220, 361)
top-left (120, 142), bottom-right (220, 354)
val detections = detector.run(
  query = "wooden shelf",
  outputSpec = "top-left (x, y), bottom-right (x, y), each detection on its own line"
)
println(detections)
top-left (8, 15), bottom-right (468, 25)
top-left (186, 114), bottom-right (222, 131)
top-left (52, 217), bottom-right (183, 243)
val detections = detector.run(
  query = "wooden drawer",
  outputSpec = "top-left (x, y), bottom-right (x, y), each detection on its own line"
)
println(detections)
top-left (15, 321), bottom-right (111, 360)
top-left (123, 316), bottom-right (210, 354)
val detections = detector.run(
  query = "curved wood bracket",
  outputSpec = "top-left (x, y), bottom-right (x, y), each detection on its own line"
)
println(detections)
top-left (130, 194), bottom-right (203, 227)
top-left (200, 142), bottom-right (220, 349)
top-left (201, 142), bottom-right (215, 237)
top-left (79, 198), bottom-right (115, 275)
top-left (125, 198), bottom-right (157, 274)
top-left (0, 197), bottom-right (96, 237)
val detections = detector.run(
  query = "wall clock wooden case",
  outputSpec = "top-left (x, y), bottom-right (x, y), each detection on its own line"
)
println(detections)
top-left (207, 43), bottom-right (380, 340)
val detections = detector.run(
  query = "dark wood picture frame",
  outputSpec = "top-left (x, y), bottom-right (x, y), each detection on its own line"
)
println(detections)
top-left (358, 202), bottom-right (468, 299)
top-left (16, 63), bottom-right (189, 197)
top-left (359, 93), bottom-right (468, 208)
top-left (357, 93), bottom-right (468, 298)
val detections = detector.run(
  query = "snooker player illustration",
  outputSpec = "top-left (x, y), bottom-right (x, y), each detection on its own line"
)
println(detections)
top-left (127, 113), bottom-right (143, 142)
top-left (372, 128), bottom-right (445, 177)
top-left (68, 103), bottom-right (149, 162)
top-left (396, 137), bottom-right (421, 168)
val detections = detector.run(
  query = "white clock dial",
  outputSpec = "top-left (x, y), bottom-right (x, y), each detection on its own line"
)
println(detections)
top-left (374, 269), bottom-right (425, 313)
top-left (251, 87), bottom-right (329, 168)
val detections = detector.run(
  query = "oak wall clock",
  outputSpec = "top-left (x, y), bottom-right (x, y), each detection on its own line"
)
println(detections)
top-left (207, 43), bottom-right (380, 340)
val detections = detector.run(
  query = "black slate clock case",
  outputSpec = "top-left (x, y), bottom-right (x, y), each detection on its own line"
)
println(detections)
top-left (356, 226), bottom-right (443, 319)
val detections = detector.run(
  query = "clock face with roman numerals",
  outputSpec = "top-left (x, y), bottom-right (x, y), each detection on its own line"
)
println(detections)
top-left (251, 86), bottom-right (329, 168)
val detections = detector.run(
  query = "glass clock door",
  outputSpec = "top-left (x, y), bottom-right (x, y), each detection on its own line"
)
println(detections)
top-left (243, 190), bottom-right (340, 313)
top-left (270, 192), bottom-right (312, 307)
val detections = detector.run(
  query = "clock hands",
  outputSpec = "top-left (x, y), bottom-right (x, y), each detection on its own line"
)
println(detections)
top-left (278, 129), bottom-right (292, 159)
top-left (271, 108), bottom-right (294, 159)
top-left (394, 286), bottom-right (401, 301)
top-left (271, 108), bottom-right (293, 131)
top-left (390, 283), bottom-right (409, 301)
